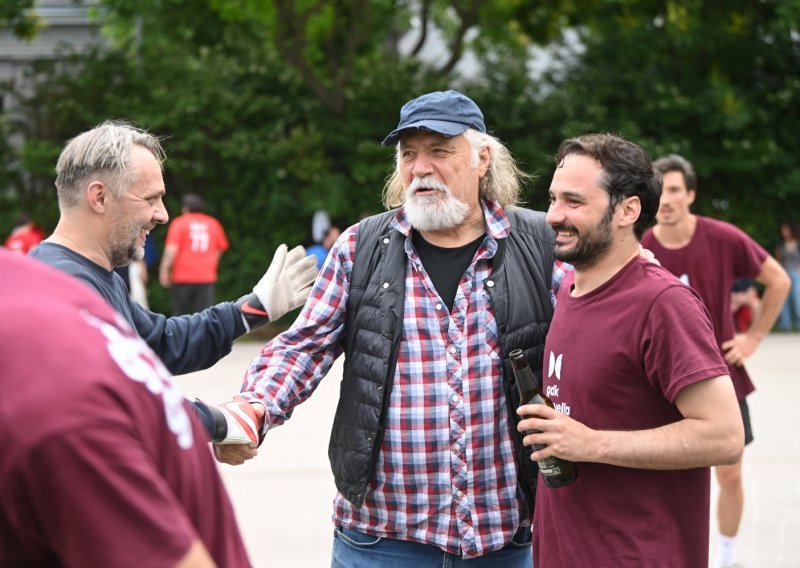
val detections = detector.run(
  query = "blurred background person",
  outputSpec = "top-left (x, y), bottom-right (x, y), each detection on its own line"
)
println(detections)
top-left (160, 193), bottom-right (229, 316)
top-left (731, 278), bottom-right (761, 334)
top-left (307, 224), bottom-right (341, 269)
top-left (4, 212), bottom-right (45, 254)
top-left (775, 220), bottom-right (800, 331)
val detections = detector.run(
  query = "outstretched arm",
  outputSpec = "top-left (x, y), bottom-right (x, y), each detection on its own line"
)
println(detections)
top-left (517, 375), bottom-right (743, 469)
top-left (235, 244), bottom-right (319, 332)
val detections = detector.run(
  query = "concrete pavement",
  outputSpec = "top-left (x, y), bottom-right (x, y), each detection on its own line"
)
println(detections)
top-left (174, 333), bottom-right (800, 567)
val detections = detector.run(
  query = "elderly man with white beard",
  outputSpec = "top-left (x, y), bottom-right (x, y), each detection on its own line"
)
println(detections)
top-left (216, 90), bottom-right (563, 566)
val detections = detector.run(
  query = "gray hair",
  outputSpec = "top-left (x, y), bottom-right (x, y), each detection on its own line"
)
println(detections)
top-left (55, 120), bottom-right (166, 209)
top-left (381, 128), bottom-right (527, 209)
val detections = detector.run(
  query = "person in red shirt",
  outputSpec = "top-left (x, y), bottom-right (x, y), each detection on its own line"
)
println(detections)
top-left (160, 194), bottom-right (229, 315)
top-left (0, 249), bottom-right (251, 567)
top-left (4, 213), bottom-right (45, 254)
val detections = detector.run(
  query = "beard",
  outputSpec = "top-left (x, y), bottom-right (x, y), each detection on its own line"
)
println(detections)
top-left (403, 175), bottom-right (470, 231)
top-left (109, 212), bottom-right (145, 268)
top-left (552, 208), bottom-right (614, 269)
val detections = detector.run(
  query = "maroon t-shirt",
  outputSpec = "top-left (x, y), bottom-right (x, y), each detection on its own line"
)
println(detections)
top-left (0, 251), bottom-right (250, 567)
top-left (641, 216), bottom-right (768, 400)
top-left (533, 257), bottom-right (729, 568)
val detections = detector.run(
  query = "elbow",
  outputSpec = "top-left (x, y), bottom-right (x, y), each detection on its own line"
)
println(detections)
top-left (718, 424), bottom-right (745, 466)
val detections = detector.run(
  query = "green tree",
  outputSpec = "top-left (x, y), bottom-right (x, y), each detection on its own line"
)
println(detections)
top-left (511, 0), bottom-right (800, 244)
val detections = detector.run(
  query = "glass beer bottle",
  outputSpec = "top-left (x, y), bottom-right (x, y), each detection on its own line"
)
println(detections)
top-left (510, 348), bottom-right (577, 488)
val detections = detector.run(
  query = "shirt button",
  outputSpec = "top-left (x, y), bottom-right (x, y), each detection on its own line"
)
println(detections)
top-left (486, 280), bottom-right (495, 288)
top-left (449, 346), bottom-right (456, 354)
top-left (452, 394), bottom-right (460, 402)
top-left (456, 490), bottom-right (464, 498)
top-left (382, 237), bottom-right (390, 244)
top-left (382, 282), bottom-right (389, 288)
top-left (454, 442), bottom-right (461, 451)
top-left (435, 303), bottom-right (443, 310)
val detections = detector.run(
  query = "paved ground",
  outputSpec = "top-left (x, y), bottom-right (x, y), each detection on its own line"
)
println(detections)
top-left (175, 333), bottom-right (800, 567)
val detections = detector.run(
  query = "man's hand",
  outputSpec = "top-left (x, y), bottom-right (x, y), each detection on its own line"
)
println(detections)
top-left (214, 443), bottom-right (260, 465)
top-left (722, 333), bottom-right (759, 367)
top-left (638, 244), bottom-right (660, 265)
top-left (236, 244), bottom-right (318, 332)
top-left (517, 404), bottom-right (595, 463)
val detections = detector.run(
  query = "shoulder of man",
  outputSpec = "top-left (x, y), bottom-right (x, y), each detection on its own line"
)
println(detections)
top-left (505, 207), bottom-right (552, 240)
top-left (697, 215), bottom-right (760, 247)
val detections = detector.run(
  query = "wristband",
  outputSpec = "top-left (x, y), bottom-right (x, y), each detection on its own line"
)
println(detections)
top-left (235, 293), bottom-right (270, 332)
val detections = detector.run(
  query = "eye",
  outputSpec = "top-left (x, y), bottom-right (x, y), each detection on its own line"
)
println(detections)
top-left (432, 148), bottom-right (451, 156)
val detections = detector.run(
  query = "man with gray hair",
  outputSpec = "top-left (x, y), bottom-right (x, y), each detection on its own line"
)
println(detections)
top-left (216, 90), bottom-right (564, 565)
top-left (30, 121), bottom-right (318, 445)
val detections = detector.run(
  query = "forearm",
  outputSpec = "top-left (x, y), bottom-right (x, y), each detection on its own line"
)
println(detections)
top-left (521, 376), bottom-right (743, 470)
top-left (590, 375), bottom-right (743, 469)
top-left (159, 246), bottom-right (177, 286)
top-left (748, 279), bottom-right (789, 340)
top-left (589, 417), bottom-right (742, 469)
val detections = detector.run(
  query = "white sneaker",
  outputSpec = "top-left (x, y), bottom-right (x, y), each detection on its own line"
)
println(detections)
top-left (215, 397), bottom-right (265, 446)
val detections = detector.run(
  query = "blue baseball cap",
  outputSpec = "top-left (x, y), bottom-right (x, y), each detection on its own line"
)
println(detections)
top-left (381, 90), bottom-right (486, 147)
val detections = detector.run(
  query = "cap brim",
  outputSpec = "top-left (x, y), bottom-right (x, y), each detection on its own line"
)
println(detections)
top-left (381, 119), bottom-right (470, 146)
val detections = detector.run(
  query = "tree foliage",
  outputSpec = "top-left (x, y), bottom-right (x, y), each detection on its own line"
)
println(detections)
top-left (2, 0), bottom-right (798, 311)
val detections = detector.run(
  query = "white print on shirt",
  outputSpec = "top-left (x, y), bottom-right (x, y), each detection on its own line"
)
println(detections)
top-left (548, 352), bottom-right (563, 380)
top-left (81, 310), bottom-right (194, 449)
top-left (189, 221), bottom-right (210, 253)
top-left (547, 350), bottom-right (571, 416)
top-left (679, 273), bottom-right (690, 286)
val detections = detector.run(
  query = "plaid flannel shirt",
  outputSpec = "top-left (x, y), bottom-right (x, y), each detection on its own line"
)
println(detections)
top-left (242, 200), bottom-right (566, 558)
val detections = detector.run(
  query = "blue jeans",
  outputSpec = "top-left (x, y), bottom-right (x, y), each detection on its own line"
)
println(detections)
top-left (778, 268), bottom-right (800, 331)
top-left (331, 525), bottom-right (533, 567)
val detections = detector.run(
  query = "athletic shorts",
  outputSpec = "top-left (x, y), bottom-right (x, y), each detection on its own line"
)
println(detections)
top-left (740, 398), bottom-right (754, 446)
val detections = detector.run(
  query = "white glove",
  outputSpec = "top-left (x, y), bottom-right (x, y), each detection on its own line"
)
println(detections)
top-left (253, 244), bottom-right (318, 322)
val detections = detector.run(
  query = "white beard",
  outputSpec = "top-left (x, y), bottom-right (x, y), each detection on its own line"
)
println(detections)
top-left (403, 176), bottom-right (469, 231)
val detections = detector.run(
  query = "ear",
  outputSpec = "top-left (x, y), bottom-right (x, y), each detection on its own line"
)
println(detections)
top-left (618, 196), bottom-right (641, 229)
top-left (86, 180), bottom-right (110, 213)
top-left (687, 189), bottom-right (697, 206)
top-left (477, 145), bottom-right (491, 178)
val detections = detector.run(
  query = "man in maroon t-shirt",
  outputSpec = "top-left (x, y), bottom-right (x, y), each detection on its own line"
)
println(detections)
top-left (0, 250), bottom-right (250, 567)
top-left (640, 154), bottom-right (789, 568)
top-left (518, 134), bottom-right (743, 567)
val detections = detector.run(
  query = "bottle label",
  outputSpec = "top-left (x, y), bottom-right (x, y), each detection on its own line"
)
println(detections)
top-left (533, 443), bottom-right (564, 477)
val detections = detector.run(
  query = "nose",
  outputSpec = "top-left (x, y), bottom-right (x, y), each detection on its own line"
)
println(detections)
top-left (154, 197), bottom-right (169, 225)
top-left (545, 201), bottom-right (564, 226)
top-left (410, 153), bottom-right (434, 178)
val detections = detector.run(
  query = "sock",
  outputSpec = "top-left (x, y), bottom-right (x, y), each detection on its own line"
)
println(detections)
top-left (716, 534), bottom-right (737, 567)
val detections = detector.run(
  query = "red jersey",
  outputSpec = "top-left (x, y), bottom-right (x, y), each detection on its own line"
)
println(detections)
top-left (534, 257), bottom-right (729, 567)
top-left (641, 215), bottom-right (769, 400)
top-left (165, 212), bottom-right (229, 283)
top-left (0, 250), bottom-right (250, 567)
top-left (4, 224), bottom-right (45, 254)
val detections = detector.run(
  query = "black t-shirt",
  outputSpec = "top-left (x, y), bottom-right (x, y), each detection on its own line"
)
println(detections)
top-left (412, 230), bottom-right (485, 312)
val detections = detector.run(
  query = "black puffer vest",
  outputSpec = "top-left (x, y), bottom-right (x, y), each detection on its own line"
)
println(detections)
top-left (328, 208), bottom-right (554, 517)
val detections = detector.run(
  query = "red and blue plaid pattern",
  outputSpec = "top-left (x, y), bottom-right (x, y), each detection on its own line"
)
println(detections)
top-left (242, 200), bottom-right (565, 559)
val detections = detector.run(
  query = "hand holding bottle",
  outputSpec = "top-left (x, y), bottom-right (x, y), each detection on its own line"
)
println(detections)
top-left (510, 349), bottom-right (577, 488)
